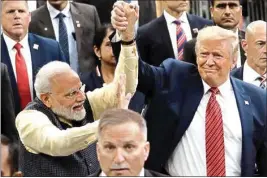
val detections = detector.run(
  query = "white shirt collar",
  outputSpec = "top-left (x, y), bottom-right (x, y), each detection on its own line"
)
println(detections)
top-left (164, 10), bottom-right (188, 25)
top-left (202, 77), bottom-right (233, 98)
top-left (243, 61), bottom-right (265, 82)
top-left (2, 32), bottom-right (29, 51)
top-left (100, 168), bottom-right (145, 177)
top-left (47, 1), bottom-right (71, 19)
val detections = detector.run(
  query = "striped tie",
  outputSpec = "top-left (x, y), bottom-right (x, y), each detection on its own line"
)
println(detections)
top-left (57, 13), bottom-right (69, 63)
top-left (257, 76), bottom-right (266, 89)
top-left (206, 87), bottom-right (226, 176)
top-left (174, 20), bottom-right (187, 60)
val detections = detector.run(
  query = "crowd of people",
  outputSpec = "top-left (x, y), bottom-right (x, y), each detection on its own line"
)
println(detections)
top-left (1, 0), bottom-right (266, 177)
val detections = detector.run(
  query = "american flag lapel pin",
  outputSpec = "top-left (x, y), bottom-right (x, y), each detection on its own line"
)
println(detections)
top-left (33, 44), bottom-right (39, 50)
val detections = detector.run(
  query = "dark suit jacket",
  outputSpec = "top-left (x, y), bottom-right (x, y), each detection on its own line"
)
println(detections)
top-left (89, 169), bottom-right (167, 177)
top-left (184, 30), bottom-right (246, 66)
top-left (73, 0), bottom-right (156, 26)
top-left (231, 66), bottom-right (244, 80)
top-left (1, 63), bottom-right (18, 141)
top-left (137, 58), bottom-right (267, 176)
top-left (1, 33), bottom-right (66, 115)
top-left (29, 2), bottom-right (101, 73)
top-left (136, 14), bottom-right (213, 66)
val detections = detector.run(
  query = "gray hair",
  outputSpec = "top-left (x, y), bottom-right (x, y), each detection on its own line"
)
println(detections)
top-left (195, 26), bottom-right (239, 60)
top-left (34, 61), bottom-right (72, 99)
top-left (97, 109), bottom-right (148, 141)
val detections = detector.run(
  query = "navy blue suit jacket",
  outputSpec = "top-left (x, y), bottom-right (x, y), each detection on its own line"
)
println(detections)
top-left (231, 66), bottom-right (244, 80)
top-left (137, 58), bottom-right (267, 176)
top-left (1, 33), bottom-right (66, 115)
top-left (136, 14), bottom-right (213, 66)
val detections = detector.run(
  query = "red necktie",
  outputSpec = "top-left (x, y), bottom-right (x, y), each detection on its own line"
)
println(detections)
top-left (206, 87), bottom-right (226, 176)
top-left (174, 20), bottom-right (187, 60)
top-left (14, 43), bottom-right (31, 109)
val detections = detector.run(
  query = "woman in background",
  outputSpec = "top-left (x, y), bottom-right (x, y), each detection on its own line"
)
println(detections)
top-left (80, 24), bottom-right (145, 113)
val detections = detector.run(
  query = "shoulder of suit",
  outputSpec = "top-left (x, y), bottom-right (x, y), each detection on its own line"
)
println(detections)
top-left (30, 5), bottom-right (47, 17)
top-left (71, 2), bottom-right (97, 11)
top-left (187, 13), bottom-right (213, 25)
top-left (138, 15), bottom-right (165, 33)
top-left (28, 33), bottom-right (58, 45)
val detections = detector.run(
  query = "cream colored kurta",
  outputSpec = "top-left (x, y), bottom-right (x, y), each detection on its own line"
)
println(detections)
top-left (15, 44), bottom-right (138, 156)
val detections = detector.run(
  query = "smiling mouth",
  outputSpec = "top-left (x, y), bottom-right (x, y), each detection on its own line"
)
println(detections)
top-left (73, 104), bottom-right (84, 111)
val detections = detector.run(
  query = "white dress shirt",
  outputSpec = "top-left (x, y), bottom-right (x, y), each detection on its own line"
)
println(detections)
top-left (235, 29), bottom-right (242, 68)
top-left (47, 1), bottom-right (79, 72)
top-left (243, 61), bottom-right (267, 87)
top-left (2, 33), bottom-right (34, 100)
top-left (167, 78), bottom-right (242, 176)
top-left (164, 11), bottom-right (192, 59)
top-left (100, 168), bottom-right (144, 176)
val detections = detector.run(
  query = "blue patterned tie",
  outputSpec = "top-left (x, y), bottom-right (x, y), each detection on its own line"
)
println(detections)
top-left (174, 20), bottom-right (187, 60)
top-left (57, 13), bottom-right (69, 62)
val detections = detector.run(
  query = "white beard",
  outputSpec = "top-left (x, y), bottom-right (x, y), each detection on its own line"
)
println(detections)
top-left (52, 104), bottom-right (86, 121)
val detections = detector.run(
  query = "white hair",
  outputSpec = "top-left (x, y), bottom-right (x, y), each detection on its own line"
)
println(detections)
top-left (34, 61), bottom-right (72, 99)
top-left (195, 26), bottom-right (239, 60)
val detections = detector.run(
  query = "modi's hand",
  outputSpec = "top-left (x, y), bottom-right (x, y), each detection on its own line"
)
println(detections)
top-left (111, 1), bottom-right (139, 41)
top-left (115, 74), bottom-right (133, 109)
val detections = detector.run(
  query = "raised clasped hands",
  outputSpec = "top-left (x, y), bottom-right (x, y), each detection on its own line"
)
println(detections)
top-left (111, 1), bottom-right (139, 41)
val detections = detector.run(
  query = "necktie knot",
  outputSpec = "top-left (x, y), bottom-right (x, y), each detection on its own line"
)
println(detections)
top-left (209, 87), bottom-right (220, 95)
top-left (173, 20), bottom-right (182, 25)
top-left (14, 43), bottom-right (22, 51)
top-left (56, 12), bottom-right (66, 19)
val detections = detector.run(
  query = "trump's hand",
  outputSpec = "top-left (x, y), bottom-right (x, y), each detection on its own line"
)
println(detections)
top-left (111, 1), bottom-right (139, 41)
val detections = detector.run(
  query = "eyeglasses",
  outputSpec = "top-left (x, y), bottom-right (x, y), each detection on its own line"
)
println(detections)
top-left (48, 84), bottom-right (85, 100)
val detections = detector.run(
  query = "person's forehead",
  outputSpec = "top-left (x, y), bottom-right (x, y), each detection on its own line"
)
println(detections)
top-left (2, 0), bottom-right (28, 9)
top-left (214, 0), bottom-right (240, 5)
top-left (101, 123), bottom-right (143, 141)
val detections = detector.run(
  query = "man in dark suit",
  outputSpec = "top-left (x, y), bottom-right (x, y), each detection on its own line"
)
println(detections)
top-left (1, 0), bottom-right (66, 115)
top-left (112, 3), bottom-right (267, 176)
top-left (136, 0), bottom-right (213, 66)
top-left (90, 109), bottom-right (166, 177)
top-left (231, 20), bottom-right (266, 89)
top-left (29, 0), bottom-right (101, 73)
top-left (1, 63), bottom-right (18, 141)
top-left (184, 0), bottom-right (246, 67)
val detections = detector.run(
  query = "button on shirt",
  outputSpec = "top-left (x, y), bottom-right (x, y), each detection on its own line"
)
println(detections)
top-left (2, 33), bottom-right (33, 100)
top-left (243, 61), bottom-right (267, 87)
top-left (47, 1), bottom-right (79, 72)
top-left (164, 11), bottom-right (192, 59)
top-left (167, 78), bottom-right (242, 176)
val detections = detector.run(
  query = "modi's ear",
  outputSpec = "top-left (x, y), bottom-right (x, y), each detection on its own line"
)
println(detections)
top-left (40, 93), bottom-right (52, 108)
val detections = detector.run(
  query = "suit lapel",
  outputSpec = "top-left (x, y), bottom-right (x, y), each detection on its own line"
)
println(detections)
top-left (28, 34), bottom-right (40, 94)
top-left (172, 72), bottom-right (204, 150)
top-left (144, 169), bottom-right (152, 176)
top-left (231, 77), bottom-right (253, 176)
top-left (159, 15), bottom-right (175, 58)
top-left (187, 14), bottom-right (198, 38)
top-left (70, 3), bottom-right (84, 45)
top-left (38, 5), bottom-right (56, 39)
